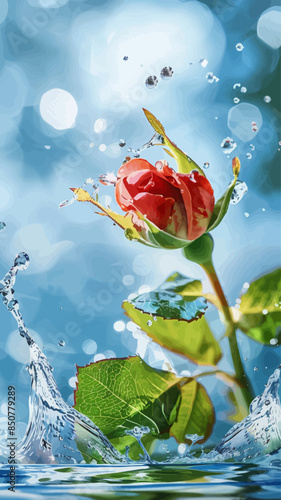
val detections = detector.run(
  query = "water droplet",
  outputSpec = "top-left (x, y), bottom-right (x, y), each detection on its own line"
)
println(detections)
top-left (147, 320), bottom-right (152, 327)
top-left (246, 153), bottom-right (252, 159)
top-left (236, 43), bottom-right (244, 51)
top-left (264, 95), bottom-right (271, 103)
top-left (199, 58), bottom-right (208, 68)
top-left (0, 222), bottom-right (6, 232)
top-left (123, 56), bottom-right (128, 61)
top-left (221, 137), bottom-right (237, 154)
top-left (44, 145), bottom-right (51, 150)
top-left (99, 144), bottom-right (106, 152)
top-left (119, 139), bottom-right (126, 148)
top-left (134, 149), bottom-right (140, 158)
top-left (160, 66), bottom-right (173, 80)
top-left (244, 212), bottom-right (250, 218)
top-left (244, 357), bottom-right (248, 361)
top-left (262, 309), bottom-right (268, 315)
top-left (252, 121), bottom-right (258, 132)
top-left (58, 340), bottom-right (65, 347)
top-left (145, 75), bottom-right (158, 89)
top-left (230, 180), bottom-right (248, 205)
top-left (59, 198), bottom-right (76, 209)
top-left (265, 400), bottom-right (270, 405)
top-left (153, 316), bottom-right (157, 321)
top-left (89, 142), bottom-right (94, 148)
top-left (206, 72), bottom-right (215, 83)
top-left (215, 116), bottom-right (218, 120)
top-left (14, 252), bottom-right (30, 271)
top-left (254, 366), bottom-right (258, 372)
top-left (240, 86), bottom-right (247, 93)
top-left (279, 141), bottom-right (281, 146)
top-left (270, 338), bottom-right (278, 345)
top-left (233, 97), bottom-right (240, 104)
top-left (233, 83), bottom-right (241, 89)
top-left (203, 162), bottom-right (210, 169)
top-left (250, 144), bottom-right (255, 151)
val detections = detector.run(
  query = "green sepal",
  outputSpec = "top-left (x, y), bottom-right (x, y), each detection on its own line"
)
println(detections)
top-left (207, 175), bottom-right (238, 232)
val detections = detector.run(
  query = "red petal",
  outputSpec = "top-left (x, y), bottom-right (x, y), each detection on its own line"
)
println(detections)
top-left (178, 171), bottom-right (214, 240)
top-left (117, 159), bottom-right (156, 179)
top-left (132, 193), bottom-right (175, 230)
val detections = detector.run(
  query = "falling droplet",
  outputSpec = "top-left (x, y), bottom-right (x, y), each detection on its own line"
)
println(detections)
top-left (203, 162), bottom-right (210, 169)
top-left (252, 121), bottom-right (258, 132)
top-left (246, 153), bottom-right (252, 159)
top-left (270, 338), bottom-right (278, 345)
top-left (145, 75), bottom-right (158, 89)
top-left (147, 320), bottom-right (152, 327)
top-left (230, 180), bottom-right (248, 205)
top-left (0, 222), bottom-right (6, 232)
top-left (240, 86), bottom-right (247, 93)
top-left (59, 198), bottom-right (76, 209)
top-left (160, 66), bottom-right (173, 80)
top-left (123, 56), bottom-right (128, 61)
top-left (58, 340), bottom-right (65, 347)
top-left (221, 137), bottom-right (237, 154)
top-left (264, 96), bottom-right (271, 103)
top-left (199, 58), bottom-right (208, 67)
top-left (244, 212), bottom-right (250, 218)
top-left (254, 366), bottom-right (258, 372)
top-left (233, 83), bottom-right (241, 89)
top-left (233, 97), bottom-right (240, 104)
top-left (206, 72), bottom-right (215, 83)
top-left (250, 144), bottom-right (255, 151)
top-left (236, 43), bottom-right (244, 51)
top-left (262, 309), bottom-right (268, 315)
top-left (119, 139), bottom-right (126, 148)
top-left (44, 145), bottom-right (51, 150)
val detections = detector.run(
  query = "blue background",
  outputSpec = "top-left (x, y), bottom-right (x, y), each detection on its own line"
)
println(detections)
top-left (0, 0), bottom-right (280, 445)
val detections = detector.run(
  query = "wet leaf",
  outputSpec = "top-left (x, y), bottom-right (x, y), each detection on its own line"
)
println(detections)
top-left (74, 357), bottom-right (183, 437)
top-left (123, 306), bottom-right (221, 366)
top-left (238, 268), bottom-right (281, 344)
top-left (74, 357), bottom-right (214, 450)
top-left (170, 379), bottom-right (214, 443)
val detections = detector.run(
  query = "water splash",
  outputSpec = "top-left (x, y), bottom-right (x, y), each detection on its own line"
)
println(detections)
top-left (0, 254), bottom-right (123, 465)
top-left (216, 366), bottom-right (281, 461)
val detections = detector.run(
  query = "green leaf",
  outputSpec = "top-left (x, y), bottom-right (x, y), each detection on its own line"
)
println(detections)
top-left (238, 268), bottom-right (281, 344)
top-left (74, 357), bottom-right (183, 437)
top-left (123, 302), bottom-right (221, 365)
top-left (74, 357), bottom-right (214, 453)
top-left (170, 379), bottom-right (214, 443)
top-left (142, 109), bottom-right (205, 176)
top-left (207, 175), bottom-right (237, 232)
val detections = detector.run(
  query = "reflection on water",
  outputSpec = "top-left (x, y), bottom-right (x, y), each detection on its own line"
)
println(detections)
top-left (0, 462), bottom-right (281, 499)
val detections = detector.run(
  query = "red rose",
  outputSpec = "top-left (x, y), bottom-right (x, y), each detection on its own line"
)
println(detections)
top-left (71, 110), bottom-right (240, 250)
top-left (115, 159), bottom-right (215, 242)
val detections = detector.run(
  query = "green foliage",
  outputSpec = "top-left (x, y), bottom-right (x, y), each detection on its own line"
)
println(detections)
top-left (170, 379), bottom-right (214, 443)
top-left (123, 273), bottom-right (221, 365)
top-left (74, 357), bottom-right (214, 455)
top-left (238, 268), bottom-right (281, 344)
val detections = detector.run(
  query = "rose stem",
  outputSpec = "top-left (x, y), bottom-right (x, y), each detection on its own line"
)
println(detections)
top-left (201, 260), bottom-right (254, 409)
